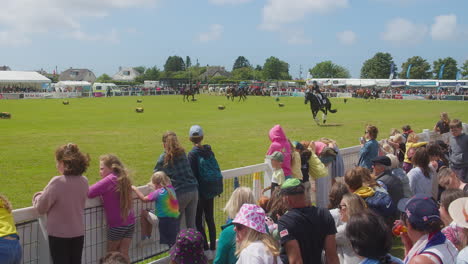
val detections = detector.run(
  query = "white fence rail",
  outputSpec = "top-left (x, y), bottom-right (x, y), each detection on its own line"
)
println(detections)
top-left (11, 125), bottom-right (468, 263)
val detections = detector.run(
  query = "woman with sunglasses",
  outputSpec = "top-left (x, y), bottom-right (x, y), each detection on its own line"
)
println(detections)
top-left (336, 193), bottom-right (369, 264)
top-left (358, 125), bottom-right (379, 170)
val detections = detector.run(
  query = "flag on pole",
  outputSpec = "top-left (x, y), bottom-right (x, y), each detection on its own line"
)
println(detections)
top-left (456, 70), bottom-right (461, 80)
top-left (406, 64), bottom-right (412, 79)
top-left (389, 63), bottom-right (395, 80)
top-left (438, 64), bottom-right (446, 79)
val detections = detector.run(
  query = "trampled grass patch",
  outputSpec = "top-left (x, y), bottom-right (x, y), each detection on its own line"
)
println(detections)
top-left (1, 95), bottom-right (467, 208)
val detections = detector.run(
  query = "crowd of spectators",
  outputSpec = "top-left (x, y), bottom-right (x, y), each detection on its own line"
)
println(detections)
top-left (1, 117), bottom-right (468, 264)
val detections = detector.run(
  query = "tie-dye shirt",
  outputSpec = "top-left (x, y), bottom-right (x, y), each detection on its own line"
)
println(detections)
top-left (148, 185), bottom-right (180, 218)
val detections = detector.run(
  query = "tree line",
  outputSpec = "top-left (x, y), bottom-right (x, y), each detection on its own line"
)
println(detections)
top-left (96, 53), bottom-right (468, 84)
top-left (310, 53), bottom-right (468, 80)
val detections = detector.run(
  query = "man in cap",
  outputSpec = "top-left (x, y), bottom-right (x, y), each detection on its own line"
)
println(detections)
top-left (372, 155), bottom-right (405, 206)
top-left (277, 178), bottom-right (339, 264)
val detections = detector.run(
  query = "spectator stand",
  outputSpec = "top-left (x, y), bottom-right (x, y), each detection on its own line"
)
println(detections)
top-left (12, 124), bottom-right (468, 264)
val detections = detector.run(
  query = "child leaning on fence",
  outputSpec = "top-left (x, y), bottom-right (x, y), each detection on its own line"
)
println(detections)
top-left (88, 154), bottom-right (135, 262)
top-left (132, 171), bottom-right (180, 247)
top-left (0, 194), bottom-right (22, 264)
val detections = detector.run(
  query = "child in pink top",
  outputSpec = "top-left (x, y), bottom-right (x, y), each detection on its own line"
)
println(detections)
top-left (88, 154), bottom-right (135, 262)
top-left (33, 143), bottom-right (89, 264)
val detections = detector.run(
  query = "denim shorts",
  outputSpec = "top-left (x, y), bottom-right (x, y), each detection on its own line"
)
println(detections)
top-left (0, 234), bottom-right (22, 264)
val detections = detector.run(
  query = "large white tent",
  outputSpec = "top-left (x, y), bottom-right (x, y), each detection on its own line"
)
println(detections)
top-left (0, 71), bottom-right (51, 83)
top-left (0, 71), bottom-right (51, 91)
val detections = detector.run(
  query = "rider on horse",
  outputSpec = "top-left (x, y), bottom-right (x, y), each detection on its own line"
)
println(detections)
top-left (311, 81), bottom-right (327, 107)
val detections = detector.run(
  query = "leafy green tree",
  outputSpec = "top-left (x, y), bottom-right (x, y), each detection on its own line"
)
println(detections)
top-left (263, 56), bottom-right (291, 80)
top-left (309, 61), bottom-right (350, 78)
top-left (164, 56), bottom-right (185, 72)
top-left (96, 74), bottom-right (112, 83)
top-left (185, 56), bottom-right (192, 68)
top-left (255, 65), bottom-right (263, 71)
top-left (232, 67), bottom-right (255, 80)
top-left (462, 60), bottom-right (468, 79)
top-left (134, 66), bottom-right (160, 83)
top-left (433, 57), bottom-right (458, 79)
top-left (399, 56), bottom-right (431, 79)
top-left (134, 66), bottom-right (146, 75)
top-left (360, 52), bottom-right (397, 79)
top-left (233, 56), bottom-right (251, 70)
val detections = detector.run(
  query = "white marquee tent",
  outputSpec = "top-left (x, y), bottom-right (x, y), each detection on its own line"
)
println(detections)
top-left (0, 71), bottom-right (51, 90)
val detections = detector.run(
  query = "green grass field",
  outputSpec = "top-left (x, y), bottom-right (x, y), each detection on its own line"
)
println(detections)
top-left (1, 95), bottom-right (467, 208)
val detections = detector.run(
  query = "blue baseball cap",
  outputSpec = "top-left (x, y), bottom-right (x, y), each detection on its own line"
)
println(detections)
top-left (397, 194), bottom-right (440, 230)
top-left (189, 125), bottom-right (204, 137)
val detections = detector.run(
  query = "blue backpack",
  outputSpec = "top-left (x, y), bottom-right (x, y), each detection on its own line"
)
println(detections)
top-left (198, 154), bottom-right (223, 199)
top-left (364, 190), bottom-right (396, 217)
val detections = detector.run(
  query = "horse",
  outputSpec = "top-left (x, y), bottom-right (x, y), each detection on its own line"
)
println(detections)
top-left (305, 92), bottom-right (337, 125)
top-left (226, 87), bottom-right (247, 102)
top-left (182, 86), bottom-right (196, 102)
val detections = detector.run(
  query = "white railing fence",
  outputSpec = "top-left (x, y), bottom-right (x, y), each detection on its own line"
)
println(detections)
top-left (12, 125), bottom-right (467, 264)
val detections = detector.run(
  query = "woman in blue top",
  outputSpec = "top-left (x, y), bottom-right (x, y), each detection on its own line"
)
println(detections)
top-left (154, 131), bottom-right (198, 229)
top-left (358, 125), bottom-right (379, 171)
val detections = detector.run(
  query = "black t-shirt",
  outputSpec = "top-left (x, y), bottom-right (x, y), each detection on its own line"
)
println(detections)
top-left (278, 206), bottom-right (337, 264)
top-left (436, 120), bottom-right (450, 134)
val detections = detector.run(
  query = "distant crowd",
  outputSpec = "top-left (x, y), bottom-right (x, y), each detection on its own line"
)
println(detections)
top-left (1, 114), bottom-right (468, 264)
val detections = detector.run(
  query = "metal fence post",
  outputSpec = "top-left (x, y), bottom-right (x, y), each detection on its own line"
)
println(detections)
top-left (252, 172), bottom-right (262, 201)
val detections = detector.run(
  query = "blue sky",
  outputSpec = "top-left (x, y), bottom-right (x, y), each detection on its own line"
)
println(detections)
top-left (1, 0), bottom-right (467, 78)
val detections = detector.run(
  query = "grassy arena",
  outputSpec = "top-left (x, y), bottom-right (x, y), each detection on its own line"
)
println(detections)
top-left (1, 95), bottom-right (468, 208)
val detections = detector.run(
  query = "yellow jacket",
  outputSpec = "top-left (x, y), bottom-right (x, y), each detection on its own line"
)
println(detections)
top-left (0, 200), bottom-right (17, 237)
top-left (404, 142), bottom-right (428, 163)
top-left (308, 152), bottom-right (328, 180)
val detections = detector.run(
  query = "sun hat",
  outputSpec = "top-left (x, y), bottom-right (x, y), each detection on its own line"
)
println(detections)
top-left (189, 125), bottom-right (204, 137)
top-left (266, 151), bottom-right (284, 162)
top-left (280, 178), bottom-right (305, 195)
top-left (448, 197), bottom-right (468, 229)
top-left (232, 204), bottom-right (266, 234)
top-left (397, 194), bottom-right (441, 230)
top-left (170, 228), bottom-right (207, 264)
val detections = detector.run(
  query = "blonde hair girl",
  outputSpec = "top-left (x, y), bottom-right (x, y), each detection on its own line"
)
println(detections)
top-left (214, 187), bottom-right (255, 264)
top-left (154, 131), bottom-right (198, 229)
top-left (233, 204), bottom-right (281, 263)
top-left (88, 154), bottom-right (135, 262)
top-left (403, 133), bottom-right (427, 173)
top-left (133, 171), bottom-right (180, 247)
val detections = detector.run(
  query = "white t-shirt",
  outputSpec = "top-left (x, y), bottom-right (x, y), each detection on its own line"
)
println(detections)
top-left (237, 241), bottom-right (282, 264)
top-left (272, 168), bottom-right (285, 185)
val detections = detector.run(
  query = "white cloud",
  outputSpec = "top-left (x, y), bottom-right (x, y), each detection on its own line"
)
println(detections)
top-left (197, 24), bottom-right (224, 42)
top-left (381, 18), bottom-right (428, 45)
top-left (431, 14), bottom-right (458, 41)
top-left (336, 30), bottom-right (356, 45)
top-left (260, 0), bottom-right (348, 31)
top-left (0, 0), bottom-right (158, 45)
top-left (209, 0), bottom-right (252, 5)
